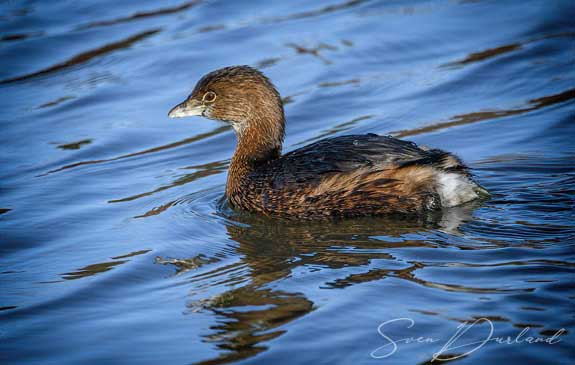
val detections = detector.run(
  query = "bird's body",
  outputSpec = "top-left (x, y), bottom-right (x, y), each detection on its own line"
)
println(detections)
top-left (168, 65), bottom-right (487, 219)
top-left (227, 134), bottom-right (483, 219)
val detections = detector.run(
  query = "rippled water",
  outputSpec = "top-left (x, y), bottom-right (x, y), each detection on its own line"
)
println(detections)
top-left (1, 1), bottom-right (574, 364)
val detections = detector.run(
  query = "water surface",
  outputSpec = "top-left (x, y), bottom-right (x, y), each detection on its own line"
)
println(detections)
top-left (1, 1), bottom-right (574, 364)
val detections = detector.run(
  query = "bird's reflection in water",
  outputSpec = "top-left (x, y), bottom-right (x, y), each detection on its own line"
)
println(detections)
top-left (177, 203), bottom-right (480, 365)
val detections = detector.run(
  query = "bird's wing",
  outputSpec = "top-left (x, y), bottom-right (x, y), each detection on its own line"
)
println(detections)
top-left (253, 134), bottom-right (455, 189)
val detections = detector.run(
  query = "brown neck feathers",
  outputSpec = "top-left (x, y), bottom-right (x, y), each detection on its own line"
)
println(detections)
top-left (226, 105), bottom-right (285, 198)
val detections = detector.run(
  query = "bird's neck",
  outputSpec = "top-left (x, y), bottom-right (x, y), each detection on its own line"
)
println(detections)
top-left (226, 117), bottom-right (285, 198)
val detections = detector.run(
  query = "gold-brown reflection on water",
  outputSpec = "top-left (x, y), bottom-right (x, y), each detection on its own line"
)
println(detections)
top-left (76, 1), bottom-right (201, 30)
top-left (180, 209), bottom-right (481, 365)
top-left (393, 88), bottom-right (575, 138)
top-left (0, 29), bottom-right (160, 85)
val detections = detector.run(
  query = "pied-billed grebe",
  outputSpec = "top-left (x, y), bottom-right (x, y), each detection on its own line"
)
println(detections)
top-left (168, 65), bottom-right (488, 219)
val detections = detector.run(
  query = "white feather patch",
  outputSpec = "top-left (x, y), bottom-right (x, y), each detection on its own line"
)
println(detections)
top-left (436, 172), bottom-right (478, 207)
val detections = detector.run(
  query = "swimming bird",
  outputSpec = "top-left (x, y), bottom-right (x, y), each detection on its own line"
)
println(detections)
top-left (168, 65), bottom-right (487, 219)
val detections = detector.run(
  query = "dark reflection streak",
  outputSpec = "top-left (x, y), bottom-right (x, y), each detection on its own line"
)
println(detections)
top-left (197, 24), bottom-right (226, 33)
top-left (442, 32), bottom-right (575, 68)
top-left (191, 0), bottom-right (366, 39)
top-left (110, 160), bottom-right (227, 204)
top-left (405, 277), bottom-right (532, 294)
top-left (393, 88), bottom-right (575, 138)
top-left (134, 200), bottom-right (177, 218)
top-left (443, 44), bottom-right (522, 67)
top-left (61, 260), bottom-right (127, 280)
top-left (255, 57), bottom-right (282, 69)
top-left (57, 139), bottom-right (92, 150)
top-left (325, 264), bottom-right (534, 293)
top-left (111, 249), bottom-right (151, 259)
top-left (59, 249), bottom-right (150, 280)
top-left (38, 95), bottom-right (75, 109)
top-left (0, 32), bottom-right (44, 42)
top-left (0, 306), bottom-right (18, 311)
top-left (421, 352), bottom-right (471, 364)
top-left (39, 125), bottom-right (230, 176)
top-left (428, 259), bottom-right (575, 269)
top-left (195, 0), bottom-right (365, 37)
top-left (76, 1), bottom-right (200, 30)
top-left (188, 262), bottom-right (247, 284)
top-left (286, 42), bottom-right (337, 64)
top-left (448, 315), bottom-right (512, 324)
top-left (262, 0), bottom-right (367, 24)
top-left (318, 78), bottom-right (360, 88)
top-left (0, 29), bottom-right (160, 85)
top-left (155, 255), bottom-right (218, 274)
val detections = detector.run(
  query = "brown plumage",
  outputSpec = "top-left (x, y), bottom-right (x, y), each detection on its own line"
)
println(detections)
top-left (168, 65), bottom-right (487, 219)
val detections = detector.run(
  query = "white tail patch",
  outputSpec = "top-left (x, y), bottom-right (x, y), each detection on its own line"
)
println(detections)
top-left (436, 172), bottom-right (479, 207)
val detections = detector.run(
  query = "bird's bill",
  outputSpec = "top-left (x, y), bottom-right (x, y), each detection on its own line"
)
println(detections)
top-left (168, 99), bottom-right (204, 118)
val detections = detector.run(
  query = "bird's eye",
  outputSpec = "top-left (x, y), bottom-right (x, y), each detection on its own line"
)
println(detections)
top-left (203, 91), bottom-right (217, 103)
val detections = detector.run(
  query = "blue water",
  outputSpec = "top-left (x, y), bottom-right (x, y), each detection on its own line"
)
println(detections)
top-left (1, 1), bottom-right (574, 364)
